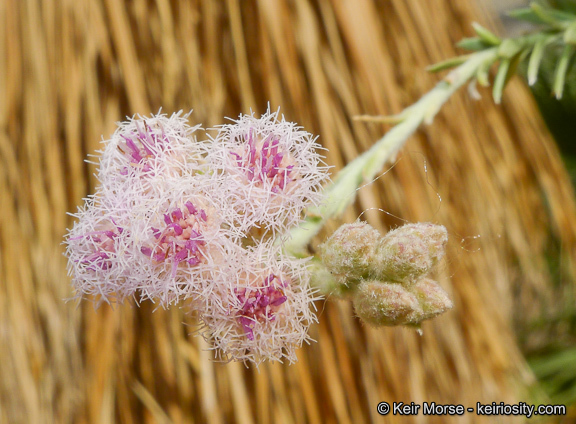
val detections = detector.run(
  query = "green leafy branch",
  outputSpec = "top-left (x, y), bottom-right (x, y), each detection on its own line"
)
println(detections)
top-left (283, 1), bottom-right (576, 257)
top-left (447, 2), bottom-right (576, 101)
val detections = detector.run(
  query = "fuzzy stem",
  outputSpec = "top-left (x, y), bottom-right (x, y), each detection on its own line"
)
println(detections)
top-left (282, 18), bottom-right (569, 257)
top-left (283, 48), bottom-right (498, 256)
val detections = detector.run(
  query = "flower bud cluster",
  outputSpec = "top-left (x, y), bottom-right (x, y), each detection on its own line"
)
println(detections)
top-left (319, 221), bottom-right (452, 327)
top-left (65, 110), bottom-right (328, 364)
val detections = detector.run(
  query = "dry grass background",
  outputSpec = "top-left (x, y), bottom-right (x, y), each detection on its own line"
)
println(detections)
top-left (1, 0), bottom-right (576, 423)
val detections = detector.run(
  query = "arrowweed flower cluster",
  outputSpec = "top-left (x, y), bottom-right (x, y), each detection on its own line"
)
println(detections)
top-left (66, 108), bottom-right (454, 363)
top-left (199, 242), bottom-right (319, 364)
top-left (318, 221), bottom-right (452, 328)
top-left (206, 112), bottom-right (327, 234)
top-left (65, 109), bottom-right (327, 364)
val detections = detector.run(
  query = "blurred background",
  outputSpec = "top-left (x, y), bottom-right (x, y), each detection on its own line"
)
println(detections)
top-left (1, 0), bottom-right (575, 423)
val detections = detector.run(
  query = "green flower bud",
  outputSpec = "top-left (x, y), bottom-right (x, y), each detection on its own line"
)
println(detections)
top-left (319, 221), bottom-right (381, 283)
top-left (374, 223), bottom-right (447, 284)
top-left (353, 278), bottom-right (453, 327)
top-left (353, 281), bottom-right (423, 326)
top-left (410, 277), bottom-right (453, 320)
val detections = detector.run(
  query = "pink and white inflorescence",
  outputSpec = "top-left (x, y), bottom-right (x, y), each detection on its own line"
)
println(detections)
top-left (206, 109), bottom-right (329, 234)
top-left (64, 109), bottom-right (328, 364)
top-left (199, 243), bottom-right (319, 364)
top-left (130, 193), bottom-right (242, 306)
top-left (66, 200), bottom-right (135, 304)
top-left (98, 111), bottom-right (205, 185)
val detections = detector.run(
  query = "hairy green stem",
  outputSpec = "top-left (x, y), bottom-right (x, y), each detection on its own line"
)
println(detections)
top-left (282, 19), bottom-right (570, 257)
top-left (283, 48), bottom-right (498, 257)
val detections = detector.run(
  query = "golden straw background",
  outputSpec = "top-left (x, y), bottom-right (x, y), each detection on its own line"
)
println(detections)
top-left (1, 0), bottom-right (575, 423)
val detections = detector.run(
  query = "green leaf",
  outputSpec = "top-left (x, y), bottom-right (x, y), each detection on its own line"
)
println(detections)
top-left (542, 7), bottom-right (576, 22)
top-left (530, 348), bottom-right (576, 379)
top-left (507, 8), bottom-right (546, 24)
top-left (553, 44), bottom-right (575, 99)
top-left (476, 59), bottom-right (493, 87)
top-left (508, 6), bottom-right (576, 26)
top-left (564, 21), bottom-right (576, 44)
top-left (531, 3), bottom-right (575, 29)
top-left (426, 56), bottom-right (469, 73)
top-left (472, 22), bottom-right (501, 45)
top-left (458, 37), bottom-right (490, 51)
top-left (493, 59), bottom-right (510, 104)
top-left (492, 52), bottom-right (522, 104)
top-left (528, 36), bottom-right (555, 85)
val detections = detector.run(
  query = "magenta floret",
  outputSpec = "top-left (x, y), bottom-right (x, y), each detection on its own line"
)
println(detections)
top-left (141, 203), bottom-right (208, 277)
top-left (235, 274), bottom-right (289, 340)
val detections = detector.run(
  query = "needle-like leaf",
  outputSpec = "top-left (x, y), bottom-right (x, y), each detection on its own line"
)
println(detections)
top-left (472, 22), bottom-right (501, 46)
top-left (426, 55), bottom-right (470, 73)
top-left (553, 45), bottom-right (575, 99)
top-left (493, 59), bottom-right (511, 104)
top-left (458, 37), bottom-right (491, 52)
top-left (528, 36), bottom-right (553, 85)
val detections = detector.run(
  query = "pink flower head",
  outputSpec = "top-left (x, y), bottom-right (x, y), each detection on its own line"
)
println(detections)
top-left (98, 111), bottom-right (204, 185)
top-left (199, 243), bottom-right (319, 365)
top-left (64, 203), bottom-right (135, 304)
top-left (207, 108), bottom-right (329, 233)
top-left (132, 193), bottom-right (243, 306)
